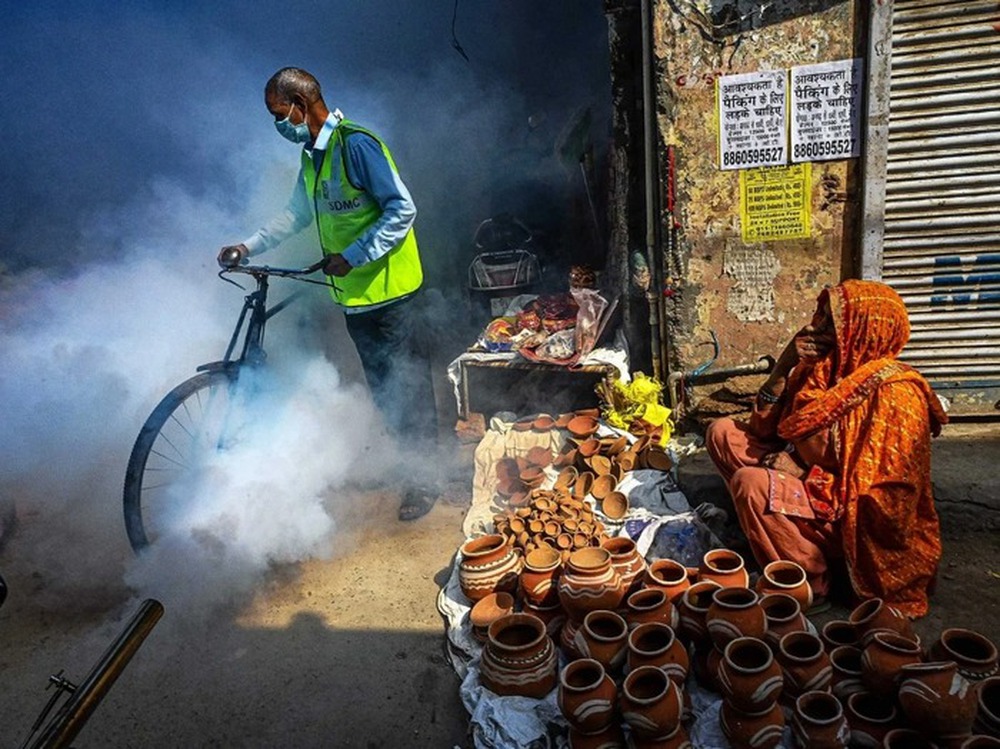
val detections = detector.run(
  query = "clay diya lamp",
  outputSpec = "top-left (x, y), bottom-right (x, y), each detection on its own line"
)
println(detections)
top-left (601, 491), bottom-right (628, 521)
top-left (567, 414), bottom-right (600, 439)
top-left (821, 619), bottom-right (860, 652)
top-left (469, 591), bottom-right (515, 643)
top-left (532, 414), bottom-right (556, 431)
top-left (626, 622), bottom-right (689, 686)
top-left (975, 676), bottom-right (1000, 737)
top-left (614, 451), bottom-right (637, 473)
top-left (844, 691), bottom-right (898, 747)
top-left (520, 465), bottom-right (546, 490)
top-left (558, 658), bottom-right (618, 735)
top-left (554, 466), bottom-right (579, 491)
top-left (791, 690), bottom-right (850, 749)
top-left (573, 471), bottom-right (595, 500)
top-left (699, 548), bottom-right (750, 588)
top-left (588, 454), bottom-right (613, 477)
top-left (777, 631), bottom-right (833, 701)
top-left (577, 437), bottom-right (602, 460)
top-left (676, 579), bottom-right (723, 646)
top-left (603, 434), bottom-right (628, 456)
top-left (760, 593), bottom-right (808, 649)
top-left (929, 628), bottom-right (999, 683)
top-left (480, 612), bottom-right (558, 699)
top-left (625, 588), bottom-right (679, 632)
top-left (554, 412), bottom-right (574, 429)
top-left (557, 547), bottom-right (625, 624)
top-left (601, 536), bottom-right (647, 596)
top-left (619, 665), bottom-right (683, 740)
top-left (898, 661), bottom-right (977, 740)
top-left (849, 597), bottom-right (917, 647)
top-left (860, 630), bottom-right (922, 700)
top-left (576, 610), bottom-right (629, 673)
top-left (644, 558), bottom-right (691, 603)
top-left (591, 474), bottom-right (617, 501)
top-left (719, 700), bottom-right (785, 749)
top-left (512, 417), bottom-right (534, 432)
top-left (829, 645), bottom-right (866, 702)
top-left (458, 533), bottom-right (522, 602)
top-left (706, 586), bottom-right (767, 651)
top-left (755, 560), bottom-right (813, 611)
top-left (643, 447), bottom-right (673, 473)
top-left (882, 728), bottom-right (939, 749)
top-left (717, 636), bottom-right (784, 714)
top-left (526, 445), bottom-right (554, 467)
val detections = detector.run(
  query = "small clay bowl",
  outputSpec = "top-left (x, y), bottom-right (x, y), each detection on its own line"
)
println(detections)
top-left (555, 466), bottom-right (579, 490)
top-left (602, 435), bottom-right (628, 456)
top-left (567, 415), bottom-right (600, 439)
top-left (512, 418), bottom-right (533, 432)
top-left (574, 471), bottom-right (595, 499)
top-left (614, 452), bottom-right (637, 473)
top-left (532, 414), bottom-right (556, 431)
top-left (577, 437), bottom-right (602, 459)
top-left (588, 455), bottom-right (612, 477)
top-left (495, 458), bottom-right (520, 481)
top-left (602, 491), bottom-right (628, 520)
top-left (526, 446), bottom-right (554, 468)
top-left (644, 448), bottom-right (673, 472)
top-left (591, 474), bottom-right (617, 501)
top-left (520, 466), bottom-right (546, 489)
top-left (628, 435), bottom-right (652, 455)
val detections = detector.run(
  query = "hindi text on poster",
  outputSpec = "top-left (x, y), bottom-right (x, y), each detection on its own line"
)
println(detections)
top-left (740, 163), bottom-right (812, 242)
top-left (717, 70), bottom-right (788, 171)
top-left (790, 58), bottom-right (862, 163)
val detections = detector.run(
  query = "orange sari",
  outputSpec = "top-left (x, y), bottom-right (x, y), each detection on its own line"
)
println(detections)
top-left (777, 280), bottom-right (947, 617)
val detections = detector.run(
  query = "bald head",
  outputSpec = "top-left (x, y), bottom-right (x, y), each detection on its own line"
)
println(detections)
top-left (265, 67), bottom-right (323, 106)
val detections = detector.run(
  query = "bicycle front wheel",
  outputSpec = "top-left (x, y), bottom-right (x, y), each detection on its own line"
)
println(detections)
top-left (123, 370), bottom-right (238, 552)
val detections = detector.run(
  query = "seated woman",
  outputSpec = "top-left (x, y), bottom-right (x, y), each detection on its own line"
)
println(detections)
top-left (705, 280), bottom-right (947, 618)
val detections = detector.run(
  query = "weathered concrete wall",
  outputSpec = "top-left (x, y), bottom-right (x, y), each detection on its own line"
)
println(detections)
top-left (651, 0), bottom-right (863, 416)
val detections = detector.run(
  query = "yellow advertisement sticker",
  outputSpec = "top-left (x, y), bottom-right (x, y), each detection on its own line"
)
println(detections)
top-left (739, 163), bottom-right (811, 243)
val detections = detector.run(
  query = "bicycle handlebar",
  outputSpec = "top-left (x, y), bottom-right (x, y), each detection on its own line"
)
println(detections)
top-left (221, 258), bottom-right (327, 278)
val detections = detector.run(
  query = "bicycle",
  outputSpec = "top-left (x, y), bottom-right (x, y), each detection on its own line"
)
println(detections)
top-left (122, 259), bottom-right (327, 553)
top-left (20, 598), bottom-right (164, 749)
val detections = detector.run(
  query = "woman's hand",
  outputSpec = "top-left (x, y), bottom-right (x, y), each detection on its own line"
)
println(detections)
top-left (761, 451), bottom-right (807, 479)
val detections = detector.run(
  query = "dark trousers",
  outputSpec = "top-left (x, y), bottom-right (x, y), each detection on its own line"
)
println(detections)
top-left (344, 293), bottom-right (438, 448)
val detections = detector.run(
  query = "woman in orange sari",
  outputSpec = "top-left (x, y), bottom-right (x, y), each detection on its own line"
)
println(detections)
top-left (705, 280), bottom-right (947, 617)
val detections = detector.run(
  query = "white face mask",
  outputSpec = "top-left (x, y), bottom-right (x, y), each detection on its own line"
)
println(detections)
top-left (275, 103), bottom-right (310, 143)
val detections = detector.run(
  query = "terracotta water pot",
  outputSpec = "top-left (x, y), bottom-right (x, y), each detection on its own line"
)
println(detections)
top-left (558, 547), bottom-right (624, 623)
top-left (975, 676), bottom-right (1000, 737)
top-left (881, 728), bottom-right (938, 749)
top-left (898, 660), bottom-right (977, 740)
top-left (830, 645), bottom-right (866, 702)
top-left (575, 610), bottom-right (629, 672)
top-left (619, 665), bottom-right (683, 739)
top-left (625, 588), bottom-right (678, 632)
top-left (755, 559), bottom-right (813, 611)
top-left (719, 700), bottom-right (785, 749)
top-left (821, 620), bottom-right (860, 652)
top-left (845, 691), bottom-right (898, 748)
top-left (699, 548), bottom-right (750, 588)
top-left (480, 613), bottom-right (558, 698)
top-left (626, 622), bottom-right (689, 685)
top-left (469, 591), bottom-right (515, 643)
top-left (568, 415), bottom-right (600, 438)
top-left (929, 628), bottom-right (999, 683)
top-left (459, 534), bottom-right (522, 602)
top-left (717, 636), bottom-right (784, 714)
top-left (860, 631), bottom-right (923, 700)
top-left (777, 630), bottom-right (833, 700)
top-left (676, 580), bottom-right (722, 645)
top-left (567, 723), bottom-right (627, 749)
top-left (760, 593), bottom-right (808, 649)
top-left (558, 658), bottom-right (618, 734)
top-left (706, 586), bottom-right (767, 650)
top-left (601, 491), bottom-right (629, 520)
top-left (849, 598), bottom-right (916, 647)
top-left (644, 558), bottom-right (691, 603)
top-left (631, 724), bottom-right (692, 749)
top-left (520, 546), bottom-right (562, 608)
top-left (523, 599), bottom-right (565, 638)
top-left (792, 690), bottom-right (851, 749)
top-left (601, 536), bottom-right (647, 596)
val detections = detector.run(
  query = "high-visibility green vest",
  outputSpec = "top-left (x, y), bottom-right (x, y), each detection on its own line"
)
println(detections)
top-left (302, 120), bottom-right (423, 308)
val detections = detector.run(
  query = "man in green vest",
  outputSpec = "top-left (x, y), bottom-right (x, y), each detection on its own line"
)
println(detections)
top-left (218, 67), bottom-right (438, 521)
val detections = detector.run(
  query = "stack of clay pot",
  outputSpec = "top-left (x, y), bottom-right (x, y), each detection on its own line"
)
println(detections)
top-left (492, 492), bottom-right (610, 561)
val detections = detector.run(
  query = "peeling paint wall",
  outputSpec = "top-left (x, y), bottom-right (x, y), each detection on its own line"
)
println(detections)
top-left (650, 0), bottom-right (863, 407)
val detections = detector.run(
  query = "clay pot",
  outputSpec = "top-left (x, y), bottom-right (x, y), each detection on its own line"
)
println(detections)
top-left (644, 558), bottom-right (691, 603)
top-left (755, 560), bottom-right (813, 611)
top-left (626, 622), bottom-right (689, 685)
top-left (830, 645), bottom-right (866, 702)
top-left (480, 613), bottom-right (558, 698)
top-left (717, 636), bottom-right (784, 714)
top-left (699, 548), bottom-right (750, 588)
top-left (777, 631), bottom-right (833, 699)
top-left (568, 415), bottom-right (600, 438)
top-left (643, 448), bottom-right (673, 472)
top-left (575, 610), bottom-right (629, 672)
top-left (523, 599), bottom-right (565, 638)
top-left (558, 547), bottom-right (625, 624)
top-left (567, 723), bottom-right (627, 749)
top-left (881, 728), bottom-right (938, 748)
top-left (601, 491), bottom-right (628, 520)
top-left (619, 665), bottom-right (683, 740)
top-left (791, 690), bottom-right (851, 749)
top-left (719, 700), bottom-right (785, 749)
top-left (975, 676), bottom-right (1000, 737)
top-left (676, 580), bottom-right (722, 646)
top-left (459, 534), bottom-right (522, 602)
top-left (860, 631), bottom-right (923, 700)
top-left (760, 593), bottom-right (808, 649)
top-left (821, 620), bottom-right (860, 652)
top-left (845, 691), bottom-right (898, 748)
top-left (591, 473), bottom-right (616, 500)
top-left (706, 586), bottom-right (767, 650)
top-left (898, 660), bottom-right (977, 739)
top-left (631, 725), bottom-right (691, 749)
top-left (469, 591), bottom-right (515, 643)
top-left (625, 588), bottom-right (678, 632)
top-left (929, 628), bottom-right (999, 683)
top-left (601, 536), bottom-right (647, 596)
top-left (558, 658), bottom-right (618, 734)
top-left (520, 546), bottom-right (562, 608)
top-left (849, 598), bottom-right (916, 648)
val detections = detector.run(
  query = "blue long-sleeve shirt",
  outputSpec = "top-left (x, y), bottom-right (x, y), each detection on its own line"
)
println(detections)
top-left (243, 111), bottom-right (417, 272)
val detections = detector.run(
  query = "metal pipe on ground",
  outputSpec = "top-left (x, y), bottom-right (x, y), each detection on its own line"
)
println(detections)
top-left (666, 356), bottom-right (775, 412)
